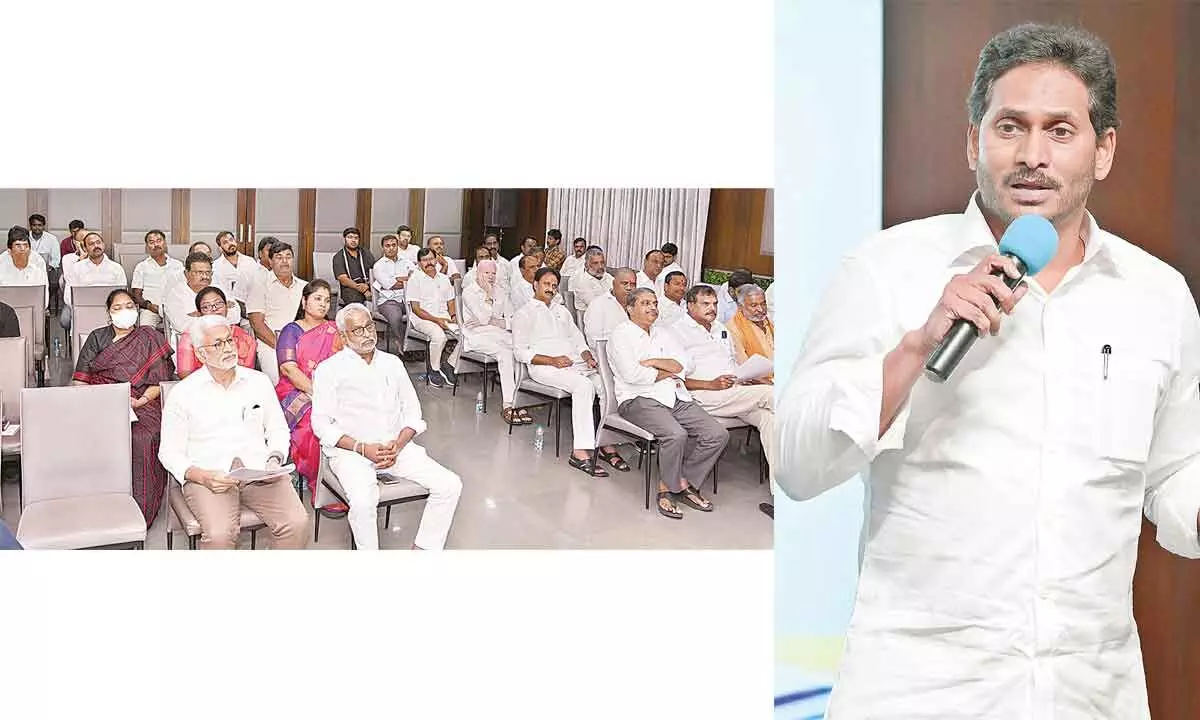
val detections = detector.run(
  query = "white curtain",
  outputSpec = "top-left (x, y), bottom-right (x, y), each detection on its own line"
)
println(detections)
top-left (546, 189), bottom-right (710, 283)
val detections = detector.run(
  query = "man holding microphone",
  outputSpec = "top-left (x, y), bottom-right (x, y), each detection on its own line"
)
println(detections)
top-left (778, 24), bottom-right (1200, 719)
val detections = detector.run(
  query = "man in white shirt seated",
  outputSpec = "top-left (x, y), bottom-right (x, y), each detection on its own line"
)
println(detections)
top-left (61, 231), bottom-right (128, 330)
top-left (407, 247), bottom-right (461, 388)
top-left (396, 225), bottom-right (420, 265)
top-left (311, 303), bottom-right (462, 550)
top-left (636, 249), bottom-right (664, 290)
top-left (559, 236), bottom-right (588, 281)
top-left (247, 241), bottom-right (305, 384)
top-left (371, 233), bottom-right (414, 354)
top-left (608, 288), bottom-right (728, 518)
top-left (716, 268), bottom-right (753, 325)
top-left (511, 254), bottom-right (562, 311)
top-left (571, 247), bottom-right (613, 316)
top-left (508, 236), bottom-right (539, 275)
top-left (27, 214), bottom-right (59, 270)
top-left (131, 229), bottom-right (183, 328)
top-left (461, 245), bottom-right (493, 288)
top-left (427, 235), bottom-right (461, 281)
top-left (672, 284), bottom-right (774, 481)
top-left (512, 267), bottom-right (629, 477)
top-left (656, 270), bottom-right (688, 327)
top-left (213, 230), bottom-right (260, 318)
top-left (482, 232), bottom-right (513, 292)
top-left (656, 242), bottom-right (684, 295)
top-left (0, 226), bottom-right (49, 307)
top-left (164, 252), bottom-right (242, 343)
top-left (158, 315), bottom-right (309, 550)
top-left (584, 267), bottom-right (637, 348)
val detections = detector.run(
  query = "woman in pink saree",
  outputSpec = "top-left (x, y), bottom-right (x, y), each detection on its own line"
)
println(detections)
top-left (275, 279), bottom-right (344, 512)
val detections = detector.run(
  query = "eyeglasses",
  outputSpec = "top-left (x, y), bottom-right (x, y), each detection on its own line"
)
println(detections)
top-left (202, 337), bottom-right (236, 351)
top-left (347, 322), bottom-right (376, 338)
top-left (198, 302), bottom-right (226, 313)
top-left (190, 270), bottom-right (214, 277)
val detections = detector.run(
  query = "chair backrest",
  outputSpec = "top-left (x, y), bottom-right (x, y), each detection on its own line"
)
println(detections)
top-left (117, 251), bottom-right (143, 281)
top-left (0, 284), bottom-right (47, 352)
top-left (74, 331), bottom-right (89, 368)
top-left (72, 284), bottom-right (127, 307)
top-left (11, 305), bottom-right (36, 384)
top-left (74, 305), bottom-right (111, 342)
top-left (0, 337), bottom-right (27, 423)
top-left (594, 339), bottom-right (620, 416)
top-left (20, 383), bottom-right (133, 507)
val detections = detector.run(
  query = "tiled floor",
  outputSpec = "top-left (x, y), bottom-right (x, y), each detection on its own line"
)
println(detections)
top-left (0, 317), bottom-right (773, 550)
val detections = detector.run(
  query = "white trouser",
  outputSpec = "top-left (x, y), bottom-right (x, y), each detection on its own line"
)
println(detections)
top-left (327, 444), bottom-right (462, 550)
top-left (410, 315), bottom-right (461, 372)
top-left (527, 364), bottom-right (603, 450)
top-left (257, 339), bottom-right (280, 384)
top-left (691, 384), bottom-right (775, 480)
top-left (465, 329), bottom-right (516, 406)
top-left (138, 309), bottom-right (163, 328)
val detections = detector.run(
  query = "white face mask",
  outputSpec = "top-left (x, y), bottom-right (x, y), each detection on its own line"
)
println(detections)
top-left (111, 308), bottom-right (138, 329)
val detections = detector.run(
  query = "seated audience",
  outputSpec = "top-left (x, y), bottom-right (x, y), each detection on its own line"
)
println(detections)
top-left (131, 229), bottom-right (183, 328)
top-left (247, 242), bottom-right (306, 384)
top-left (656, 270), bottom-right (688, 326)
top-left (396, 224), bottom-right (420, 265)
top-left (636, 249), bottom-right (664, 290)
top-left (656, 242), bottom-right (684, 294)
top-left (371, 233), bottom-right (414, 353)
top-left (175, 286), bottom-right (256, 378)
top-left (164, 252), bottom-right (241, 340)
top-left (512, 268), bottom-right (628, 477)
top-left (407, 247), bottom-right (461, 388)
top-left (461, 259), bottom-right (530, 426)
top-left (427, 235), bottom-right (461, 281)
top-left (717, 268), bottom-right (754, 325)
top-left (727, 283), bottom-right (774, 383)
top-left (311, 303), bottom-right (463, 550)
top-left (27, 214), bottom-right (58, 268)
top-left (213, 230), bottom-right (260, 316)
top-left (0, 226), bottom-right (49, 307)
top-left (583, 267), bottom-right (637, 347)
top-left (333, 226), bottom-right (375, 307)
top-left (275, 280), bottom-right (344, 511)
top-left (159, 315), bottom-right (308, 550)
top-left (559, 236), bottom-right (588, 280)
top-left (608, 288), bottom-right (728, 519)
top-left (73, 288), bottom-right (175, 526)
top-left (61, 231), bottom-right (128, 331)
top-left (672, 284), bottom-right (774, 479)
top-left (571, 247), bottom-right (613, 315)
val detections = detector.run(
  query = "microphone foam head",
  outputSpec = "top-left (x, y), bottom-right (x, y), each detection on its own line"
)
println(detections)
top-left (998, 214), bottom-right (1058, 276)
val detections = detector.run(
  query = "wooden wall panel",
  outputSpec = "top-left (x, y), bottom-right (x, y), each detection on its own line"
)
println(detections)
top-left (298, 189), bottom-right (316, 280)
top-left (355, 189), bottom-right (372, 253)
top-left (701, 188), bottom-right (774, 277)
top-left (883, 4), bottom-right (1200, 718)
top-left (171, 189), bottom-right (190, 245)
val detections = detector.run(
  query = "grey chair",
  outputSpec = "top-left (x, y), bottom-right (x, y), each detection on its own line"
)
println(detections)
top-left (450, 282), bottom-right (498, 410)
top-left (709, 416), bottom-right (751, 495)
top-left (0, 337), bottom-right (27, 512)
top-left (0, 284), bottom-right (47, 385)
top-left (508, 362), bottom-right (569, 457)
top-left (594, 339), bottom-right (661, 510)
top-left (313, 448), bottom-right (430, 549)
top-left (158, 381), bottom-right (268, 550)
top-left (367, 267), bottom-right (397, 351)
top-left (16, 383), bottom-right (147, 549)
top-left (312, 251), bottom-right (340, 311)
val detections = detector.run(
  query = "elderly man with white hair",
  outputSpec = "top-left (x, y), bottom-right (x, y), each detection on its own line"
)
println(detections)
top-left (570, 246), bottom-right (613, 315)
top-left (159, 315), bottom-right (309, 550)
top-left (727, 282), bottom-right (774, 383)
top-left (311, 303), bottom-right (462, 550)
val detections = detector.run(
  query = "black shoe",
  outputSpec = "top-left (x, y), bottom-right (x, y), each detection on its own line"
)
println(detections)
top-left (440, 365), bottom-right (458, 385)
top-left (427, 371), bottom-right (447, 388)
top-left (759, 502), bottom-right (774, 519)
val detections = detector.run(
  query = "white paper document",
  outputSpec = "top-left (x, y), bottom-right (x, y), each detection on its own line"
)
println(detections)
top-left (130, 408), bottom-right (139, 422)
top-left (229, 464), bottom-right (296, 484)
top-left (0, 422), bottom-right (19, 437)
top-left (734, 354), bottom-right (772, 381)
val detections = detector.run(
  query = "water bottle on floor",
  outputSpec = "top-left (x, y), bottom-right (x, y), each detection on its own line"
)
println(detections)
top-left (475, 391), bottom-right (484, 414)
top-left (52, 337), bottom-right (61, 358)
top-left (533, 425), bottom-right (545, 454)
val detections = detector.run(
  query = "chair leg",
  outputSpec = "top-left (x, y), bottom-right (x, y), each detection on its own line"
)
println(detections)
top-left (554, 399), bottom-right (562, 458)
top-left (167, 531), bottom-right (173, 550)
top-left (189, 535), bottom-right (197, 550)
top-left (385, 505), bottom-right (392, 528)
top-left (713, 459), bottom-right (719, 495)
top-left (250, 529), bottom-right (257, 550)
top-left (314, 510), bottom-right (321, 543)
top-left (644, 441), bottom-right (652, 510)
top-left (482, 367), bottom-right (490, 413)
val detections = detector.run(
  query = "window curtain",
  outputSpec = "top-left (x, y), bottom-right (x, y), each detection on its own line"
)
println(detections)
top-left (546, 189), bottom-right (710, 284)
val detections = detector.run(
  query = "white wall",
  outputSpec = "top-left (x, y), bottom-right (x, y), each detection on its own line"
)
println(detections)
top-left (188, 189), bottom-right (238, 248)
top-left (315, 189), bottom-right (358, 252)
top-left (370, 188), bottom-right (411, 253)
top-left (422, 189), bottom-right (463, 257)
top-left (0, 191), bottom-right (26, 227)
top-left (121, 189), bottom-right (173, 245)
top-left (47, 189), bottom-right (103, 239)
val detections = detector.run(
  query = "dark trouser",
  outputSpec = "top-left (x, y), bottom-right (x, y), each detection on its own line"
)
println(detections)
top-left (377, 300), bottom-right (406, 353)
top-left (618, 397), bottom-right (729, 493)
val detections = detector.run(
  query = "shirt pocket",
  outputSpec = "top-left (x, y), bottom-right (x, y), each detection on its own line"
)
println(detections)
top-left (1092, 352), bottom-right (1164, 464)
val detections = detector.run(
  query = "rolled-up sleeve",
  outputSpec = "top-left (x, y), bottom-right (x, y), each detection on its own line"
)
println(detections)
top-left (1143, 276), bottom-right (1200, 558)
top-left (776, 253), bottom-right (908, 502)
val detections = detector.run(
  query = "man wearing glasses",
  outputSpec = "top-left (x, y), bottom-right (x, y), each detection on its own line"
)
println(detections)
top-left (311, 303), bottom-right (462, 550)
top-left (175, 286), bottom-right (257, 378)
top-left (163, 252), bottom-right (242, 343)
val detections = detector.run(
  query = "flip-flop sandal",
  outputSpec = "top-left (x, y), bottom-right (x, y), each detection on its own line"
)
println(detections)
top-left (673, 488), bottom-right (714, 512)
top-left (502, 408), bottom-right (522, 426)
top-left (657, 491), bottom-right (683, 519)
top-left (516, 410), bottom-right (534, 425)
top-left (568, 455), bottom-right (609, 477)
top-left (597, 448), bottom-right (631, 472)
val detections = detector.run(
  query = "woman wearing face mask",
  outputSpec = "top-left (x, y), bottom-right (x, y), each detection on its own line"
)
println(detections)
top-left (174, 286), bottom-right (257, 379)
top-left (275, 279), bottom-right (344, 513)
top-left (72, 288), bottom-right (176, 525)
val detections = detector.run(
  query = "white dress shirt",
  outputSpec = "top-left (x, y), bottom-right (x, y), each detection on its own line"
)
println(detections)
top-left (511, 299), bottom-right (589, 364)
top-left (247, 272), bottom-right (305, 332)
top-left (131, 256), bottom-right (183, 308)
top-left (778, 194), bottom-right (1200, 719)
top-left (716, 282), bottom-right (738, 324)
top-left (164, 281), bottom-right (242, 334)
top-left (462, 283), bottom-right (511, 336)
top-left (583, 292), bottom-right (628, 347)
top-left (0, 250), bottom-right (46, 270)
top-left (571, 270), bottom-right (613, 314)
top-left (606, 319), bottom-right (691, 407)
top-left (671, 314), bottom-right (736, 379)
top-left (635, 270), bottom-right (658, 290)
top-left (31, 232), bottom-right (60, 268)
top-left (398, 244), bottom-right (420, 265)
top-left (655, 293), bottom-right (686, 327)
top-left (159, 365), bottom-right (290, 485)
top-left (60, 252), bottom-right (81, 287)
top-left (560, 253), bottom-right (585, 282)
top-left (212, 252), bottom-right (260, 305)
top-left (764, 282), bottom-right (774, 323)
top-left (436, 255), bottom-right (461, 279)
top-left (64, 256), bottom-right (127, 305)
top-left (407, 269), bottom-right (454, 319)
top-left (509, 273), bottom-right (564, 311)
top-left (311, 348), bottom-right (427, 457)
top-left (372, 255), bottom-right (414, 305)
top-left (0, 254), bottom-right (49, 306)
top-left (656, 261), bottom-right (684, 294)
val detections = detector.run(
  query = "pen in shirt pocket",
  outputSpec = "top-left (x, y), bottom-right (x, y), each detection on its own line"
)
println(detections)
top-left (1101, 344), bottom-right (1111, 380)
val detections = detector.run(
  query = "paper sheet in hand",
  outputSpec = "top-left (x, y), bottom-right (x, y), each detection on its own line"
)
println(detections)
top-left (0, 422), bottom-right (18, 437)
top-left (229, 464), bottom-right (296, 484)
top-left (735, 354), bottom-right (772, 381)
